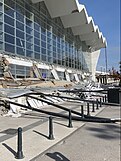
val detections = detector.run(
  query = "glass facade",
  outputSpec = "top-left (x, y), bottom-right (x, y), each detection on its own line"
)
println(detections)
top-left (0, 0), bottom-right (89, 78)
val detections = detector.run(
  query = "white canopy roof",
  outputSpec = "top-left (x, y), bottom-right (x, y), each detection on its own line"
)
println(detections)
top-left (72, 18), bottom-right (94, 35)
top-left (44, 0), bottom-right (79, 18)
top-left (32, 0), bottom-right (107, 50)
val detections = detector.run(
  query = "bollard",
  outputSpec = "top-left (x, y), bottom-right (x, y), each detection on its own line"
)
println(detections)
top-left (92, 102), bottom-right (95, 112)
top-left (81, 105), bottom-right (84, 118)
top-left (96, 99), bottom-right (99, 110)
top-left (48, 116), bottom-right (54, 140)
top-left (87, 102), bottom-right (90, 116)
top-left (100, 98), bottom-right (102, 107)
top-left (68, 109), bottom-right (73, 128)
top-left (16, 127), bottom-right (24, 159)
top-left (105, 95), bottom-right (107, 102)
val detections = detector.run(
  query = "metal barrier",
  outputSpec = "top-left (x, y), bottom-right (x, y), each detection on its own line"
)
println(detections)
top-left (27, 92), bottom-right (119, 106)
top-left (5, 98), bottom-right (118, 123)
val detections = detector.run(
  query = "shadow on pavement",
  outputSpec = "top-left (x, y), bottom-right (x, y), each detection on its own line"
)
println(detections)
top-left (46, 152), bottom-right (70, 161)
top-left (54, 121), bottom-right (67, 127)
top-left (85, 123), bottom-right (120, 140)
top-left (2, 143), bottom-right (17, 157)
top-left (33, 130), bottom-right (49, 139)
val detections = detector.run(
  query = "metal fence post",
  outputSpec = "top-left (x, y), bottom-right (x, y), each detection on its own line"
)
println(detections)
top-left (81, 105), bottom-right (84, 118)
top-left (49, 116), bottom-right (54, 140)
top-left (105, 95), bottom-right (107, 102)
top-left (92, 102), bottom-right (95, 112)
top-left (16, 127), bottom-right (24, 159)
top-left (96, 99), bottom-right (99, 110)
top-left (87, 102), bottom-right (90, 116)
top-left (103, 96), bottom-right (105, 102)
top-left (100, 98), bottom-right (102, 107)
top-left (68, 109), bottom-right (73, 128)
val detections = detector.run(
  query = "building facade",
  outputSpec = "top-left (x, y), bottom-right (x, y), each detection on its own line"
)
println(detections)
top-left (0, 0), bottom-right (106, 81)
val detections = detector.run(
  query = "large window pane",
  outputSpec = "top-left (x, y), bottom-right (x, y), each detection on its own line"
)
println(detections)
top-left (34, 45), bottom-right (40, 52)
top-left (42, 55), bottom-right (46, 61)
top-left (0, 3), bottom-right (3, 12)
top-left (17, 46), bottom-right (25, 55)
top-left (34, 23), bottom-right (40, 31)
top-left (16, 0), bottom-right (24, 7)
top-left (16, 38), bottom-right (25, 47)
top-left (16, 65), bottom-right (25, 75)
top-left (26, 18), bottom-right (32, 27)
top-left (26, 50), bottom-right (33, 58)
top-left (26, 26), bottom-right (33, 34)
top-left (4, 15), bottom-right (14, 26)
top-left (16, 29), bottom-right (24, 39)
top-left (41, 41), bottom-right (46, 48)
top-left (25, 1), bottom-right (33, 11)
top-left (5, 43), bottom-right (15, 53)
top-left (53, 46), bottom-right (56, 52)
top-left (41, 47), bottom-right (46, 54)
top-left (16, 21), bottom-right (24, 31)
top-left (41, 27), bottom-right (46, 34)
top-left (25, 10), bottom-right (33, 20)
top-left (34, 52), bottom-right (40, 60)
top-left (0, 41), bottom-right (3, 50)
top-left (34, 38), bottom-right (40, 46)
top-left (16, 4), bottom-right (24, 15)
top-left (5, 34), bottom-right (15, 44)
top-left (26, 34), bottom-right (32, 42)
top-left (4, 5), bottom-right (14, 17)
top-left (41, 34), bottom-right (46, 41)
top-left (47, 44), bottom-right (51, 50)
top-left (4, 0), bottom-right (15, 9)
top-left (34, 30), bottom-right (40, 38)
top-left (26, 42), bottom-right (33, 50)
top-left (16, 12), bottom-right (24, 23)
top-left (0, 32), bottom-right (3, 41)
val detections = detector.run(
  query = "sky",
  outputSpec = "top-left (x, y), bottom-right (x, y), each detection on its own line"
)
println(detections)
top-left (79, 0), bottom-right (120, 72)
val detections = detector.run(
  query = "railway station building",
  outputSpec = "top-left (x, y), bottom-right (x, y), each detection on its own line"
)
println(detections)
top-left (0, 0), bottom-right (107, 82)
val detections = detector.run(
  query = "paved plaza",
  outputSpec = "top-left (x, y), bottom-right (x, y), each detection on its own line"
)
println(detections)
top-left (0, 101), bottom-right (120, 161)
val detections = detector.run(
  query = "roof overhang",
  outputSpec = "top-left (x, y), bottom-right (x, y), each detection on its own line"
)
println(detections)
top-left (80, 29), bottom-right (99, 41)
top-left (31, 0), bottom-right (107, 51)
top-left (44, 0), bottom-right (79, 18)
top-left (90, 37), bottom-right (107, 50)
top-left (72, 18), bottom-right (95, 35)
top-left (86, 38), bottom-right (103, 46)
top-left (61, 5), bottom-right (89, 28)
